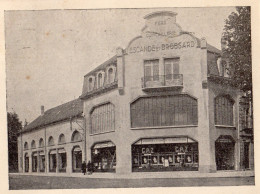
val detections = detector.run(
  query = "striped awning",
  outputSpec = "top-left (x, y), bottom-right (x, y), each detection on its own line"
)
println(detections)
top-left (134, 137), bottom-right (196, 145)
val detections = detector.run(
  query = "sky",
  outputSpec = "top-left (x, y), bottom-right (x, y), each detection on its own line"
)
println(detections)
top-left (5, 7), bottom-right (236, 124)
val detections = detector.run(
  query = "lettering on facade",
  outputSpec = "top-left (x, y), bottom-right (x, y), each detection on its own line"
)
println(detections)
top-left (128, 41), bottom-right (195, 54)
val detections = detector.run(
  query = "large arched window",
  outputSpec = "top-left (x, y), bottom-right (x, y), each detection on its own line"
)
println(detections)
top-left (39, 138), bottom-right (44, 148)
top-left (24, 142), bottom-right (28, 150)
top-left (48, 136), bottom-right (55, 146)
top-left (71, 131), bottom-right (82, 142)
top-left (90, 103), bottom-right (115, 134)
top-left (107, 67), bottom-right (114, 84)
top-left (31, 140), bottom-right (36, 149)
top-left (58, 134), bottom-right (66, 144)
top-left (215, 95), bottom-right (234, 126)
top-left (97, 73), bottom-right (103, 88)
top-left (130, 94), bottom-right (198, 128)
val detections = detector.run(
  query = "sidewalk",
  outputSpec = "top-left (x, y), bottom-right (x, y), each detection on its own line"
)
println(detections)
top-left (10, 170), bottom-right (254, 179)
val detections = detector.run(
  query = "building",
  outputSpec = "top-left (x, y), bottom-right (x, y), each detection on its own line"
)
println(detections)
top-left (18, 11), bottom-right (254, 175)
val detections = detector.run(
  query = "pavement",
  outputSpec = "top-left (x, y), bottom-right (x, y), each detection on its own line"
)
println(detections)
top-left (10, 170), bottom-right (255, 179)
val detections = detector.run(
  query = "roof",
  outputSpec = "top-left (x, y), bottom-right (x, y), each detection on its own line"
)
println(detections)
top-left (22, 98), bottom-right (83, 133)
top-left (84, 55), bottom-right (117, 78)
top-left (206, 43), bottom-right (221, 54)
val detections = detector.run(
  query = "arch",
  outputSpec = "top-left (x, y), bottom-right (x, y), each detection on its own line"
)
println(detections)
top-left (88, 75), bottom-right (95, 92)
top-left (24, 142), bottom-right (28, 150)
top-left (106, 66), bottom-right (116, 84)
top-left (48, 136), bottom-right (55, 146)
top-left (71, 131), bottom-right (82, 142)
top-left (39, 138), bottom-right (44, 148)
top-left (97, 72), bottom-right (103, 88)
top-left (31, 140), bottom-right (36, 149)
top-left (215, 95), bottom-right (234, 126)
top-left (72, 146), bottom-right (82, 172)
top-left (58, 134), bottom-right (66, 144)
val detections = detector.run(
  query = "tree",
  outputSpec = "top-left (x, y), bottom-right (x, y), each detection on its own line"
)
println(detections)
top-left (7, 112), bottom-right (22, 172)
top-left (222, 7), bottom-right (251, 97)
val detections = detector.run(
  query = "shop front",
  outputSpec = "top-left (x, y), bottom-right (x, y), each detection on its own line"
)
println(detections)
top-left (91, 141), bottom-right (116, 172)
top-left (215, 135), bottom-right (235, 170)
top-left (72, 146), bottom-right (82, 172)
top-left (32, 152), bottom-right (38, 172)
top-left (39, 151), bottom-right (45, 172)
top-left (132, 137), bottom-right (198, 172)
top-left (58, 148), bottom-right (67, 172)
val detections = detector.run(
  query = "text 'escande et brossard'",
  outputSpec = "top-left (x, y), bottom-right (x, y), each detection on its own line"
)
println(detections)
top-left (128, 41), bottom-right (195, 54)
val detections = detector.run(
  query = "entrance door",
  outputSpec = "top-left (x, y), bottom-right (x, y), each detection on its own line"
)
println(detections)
top-left (215, 142), bottom-right (235, 170)
top-left (243, 142), bottom-right (250, 169)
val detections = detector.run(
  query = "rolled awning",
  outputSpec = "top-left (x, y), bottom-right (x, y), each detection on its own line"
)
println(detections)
top-left (93, 141), bottom-right (115, 149)
top-left (58, 148), bottom-right (66, 153)
top-left (49, 149), bottom-right (56, 154)
top-left (134, 137), bottom-right (196, 145)
top-left (73, 147), bottom-right (81, 152)
top-left (39, 151), bottom-right (45, 155)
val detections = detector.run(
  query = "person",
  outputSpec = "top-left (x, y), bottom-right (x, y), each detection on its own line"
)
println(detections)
top-left (87, 160), bottom-right (94, 174)
top-left (81, 161), bottom-right (87, 175)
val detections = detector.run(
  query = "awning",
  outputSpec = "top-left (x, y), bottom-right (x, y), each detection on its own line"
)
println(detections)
top-left (58, 148), bottom-right (66, 153)
top-left (93, 141), bottom-right (115, 149)
top-left (216, 135), bottom-right (235, 143)
top-left (73, 147), bottom-right (81, 152)
top-left (134, 137), bottom-right (196, 145)
top-left (39, 151), bottom-right (45, 156)
top-left (32, 152), bottom-right (38, 156)
top-left (49, 150), bottom-right (56, 154)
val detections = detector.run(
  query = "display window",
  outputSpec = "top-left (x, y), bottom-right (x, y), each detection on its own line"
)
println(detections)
top-left (132, 142), bottom-right (198, 172)
top-left (39, 153), bottom-right (45, 172)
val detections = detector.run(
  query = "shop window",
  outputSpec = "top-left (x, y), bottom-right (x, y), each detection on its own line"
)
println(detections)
top-left (132, 140), bottom-right (198, 172)
top-left (58, 149), bottom-right (67, 172)
top-left (39, 138), bottom-right (44, 148)
top-left (72, 146), bottom-right (82, 172)
top-left (144, 59), bottom-right (159, 82)
top-left (215, 95), bottom-right (234, 126)
top-left (24, 142), bottom-right (28, 150)
top-left (48, 136), bottom-right (55, 146)
top-left (32, 152), bottom-right (38, 172)
top-left (39, 152), bottom-right (45, 172)
top-left (71, 131), bottom-right (82, 142)
top-left (31, 140), bottom-right (36, 149)
top-left (49, 150), bottom-right (57, 172)
top-left (131, 94), bottom-right (198, 128)
top-left (90, 103), bottom-right (115, 134)
top-left (24, 153), bottom-right (29, 172)
top-left (58, 134), bottom-right (66, 144)
top-left (91, 141), bottom-right (116, 172)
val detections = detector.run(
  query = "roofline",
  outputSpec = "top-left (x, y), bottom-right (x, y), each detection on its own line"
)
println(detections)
top-left (144, 11), bottom-right (177, 20)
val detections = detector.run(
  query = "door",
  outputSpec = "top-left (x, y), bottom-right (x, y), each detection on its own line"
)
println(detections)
top-left (243, 142), bottom-right (250, 169)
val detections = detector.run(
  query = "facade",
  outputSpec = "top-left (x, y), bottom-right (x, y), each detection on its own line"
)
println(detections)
top-left (18, 11), bottom-right (254, 175)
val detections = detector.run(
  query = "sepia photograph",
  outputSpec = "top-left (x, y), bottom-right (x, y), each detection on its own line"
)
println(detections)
top-left (4, 5), bottom-right (254, 190)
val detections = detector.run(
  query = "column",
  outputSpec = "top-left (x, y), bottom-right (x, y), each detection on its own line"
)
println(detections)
top-left (46, 150), bottom-right (49, 173)
top-left (28, 152), bottom-right (32, 173)
top-left (66, 145), bottom-right (73, 174)
top-left (116, 141), bottom-right (131, 174)
top-left (56, 149), bottom-right (59, 173)
top-left (116, 47), bottom-right (124, 95)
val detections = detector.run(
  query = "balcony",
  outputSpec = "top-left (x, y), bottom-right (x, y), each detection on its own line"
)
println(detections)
top-left (141, 74), bottom-right (183, 92)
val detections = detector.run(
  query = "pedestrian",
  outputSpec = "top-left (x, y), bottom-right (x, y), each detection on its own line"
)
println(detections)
top-left (81, 161), bottom-right (87, 175)
top-left (87, 160), bottom-right (93, 174)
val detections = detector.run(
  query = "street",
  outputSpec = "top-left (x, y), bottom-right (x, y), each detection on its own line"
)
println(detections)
top-left (9, 174), bottom-right (254, 189)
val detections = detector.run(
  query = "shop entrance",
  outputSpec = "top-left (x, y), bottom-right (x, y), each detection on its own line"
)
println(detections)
top-left (72, 146), bottom-right (82, 172)
top-left (24, 153), bottom-right (29, 172)
top-left (132, 137), bottom-right (198, 172)
top-left (243, 142), bottom-right (250, 169)
top-left (91, 141), bottom-right (116, 172)
top-left (49, 150), bottom-right (57, 172)
top-left (215, 136), bottom-right (235, 170)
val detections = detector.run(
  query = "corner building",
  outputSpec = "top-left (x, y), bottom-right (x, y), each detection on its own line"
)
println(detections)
top-left (18, 11), bottom-right (254, 175)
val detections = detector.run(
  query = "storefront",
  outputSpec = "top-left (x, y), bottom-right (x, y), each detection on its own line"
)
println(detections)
top-left (24, 153), bottom-right (29, 172)
top-left (215, 135), bottom-right (235, 170)
top-left (49, 150), bottom-right (57, 172)
top-left (91, 141), bottom-right (116, 172)
top-left (132, 137), bottom-right (198, 172)
top-left (58, 148), bottom-right (67, 172)
top-left (72, 146), bottom-right (82, 172)
top-left (32, 152), bottom-right (38, 172)
top-left (39, 151), bottom-right (45, 172)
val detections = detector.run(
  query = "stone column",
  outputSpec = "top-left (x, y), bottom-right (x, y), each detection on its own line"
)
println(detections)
top-left (115, 141), bottom-right (132, 174)
top-left (28, 152), bottom-right (32, 173)
top-left (66, 145), bottom-right (73, 174)
top-left (37, 151), bottom-right (40, 173)
top-left (56, 149), bottom-right (59, 173)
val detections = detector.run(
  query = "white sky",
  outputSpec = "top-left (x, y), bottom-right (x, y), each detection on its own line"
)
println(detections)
top-left (5, 7), bottom-right (236, 124)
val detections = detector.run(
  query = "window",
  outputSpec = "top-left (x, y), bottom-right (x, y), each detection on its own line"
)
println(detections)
top-left (215, 95), bottom-right (234, 126)
top-left (39, 138), bottom-right (44, 148)
top-left (71, 131), bottom-right (82, 142)
top-left (164, 58), bottom-right (180, 80)
top-left (58, 134), bottom-right (66, 144)
top-left (31, 140), bottom-right (36, 149)
top-left (90, 103), bottom-right (115, 134)
top-left (131, 95), bottom-right (198, 128)
top-left (144, 59), bottom-right (159, 81)
top-left (48, 136), bottom-right (54, 146)
top-left (108, 68), bottom-right (114, 84)
top-left (97, 73), bottom-right (103, 88)
top-left (24, 142), bottom-right (28, 150)
top-left (88, 77), bottom-right (93, 91)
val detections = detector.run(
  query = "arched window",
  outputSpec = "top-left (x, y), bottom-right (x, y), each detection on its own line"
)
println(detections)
top-left (31, 140), bottom-right (36, 149)
top-left (24, 142), bottom-right (28, 150)
top-left (88, 77), bottom-right (93, 91)
top-left (71, 131), bottom-right (82, 142)
top-left (48, 136), bottom-right (55, 146)
top-left (90, 103), bottom-right (115, 134)
top-left (215, 95), bottom-right (234, 126)
top-left (108, 68), bottom-right (114, 84)
top-left (97, 73), bottom-right (103, 88)
top-left (39, 138), bottom-right (44, 148)
top-left (58, 134), bottom-right (66, 144)
top-left (130, 94), bottom-right (198, 128)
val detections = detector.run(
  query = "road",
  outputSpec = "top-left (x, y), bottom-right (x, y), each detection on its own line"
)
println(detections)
top-left (9, 174), bottom-right (254, 189)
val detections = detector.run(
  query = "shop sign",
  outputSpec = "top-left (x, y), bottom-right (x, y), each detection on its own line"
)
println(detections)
top-left (174, 145), bottom-right (189, 153)
top-left (141, 147), bottom-right (154, 155)
top-left (127, 41), bottom-right (195, 54)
